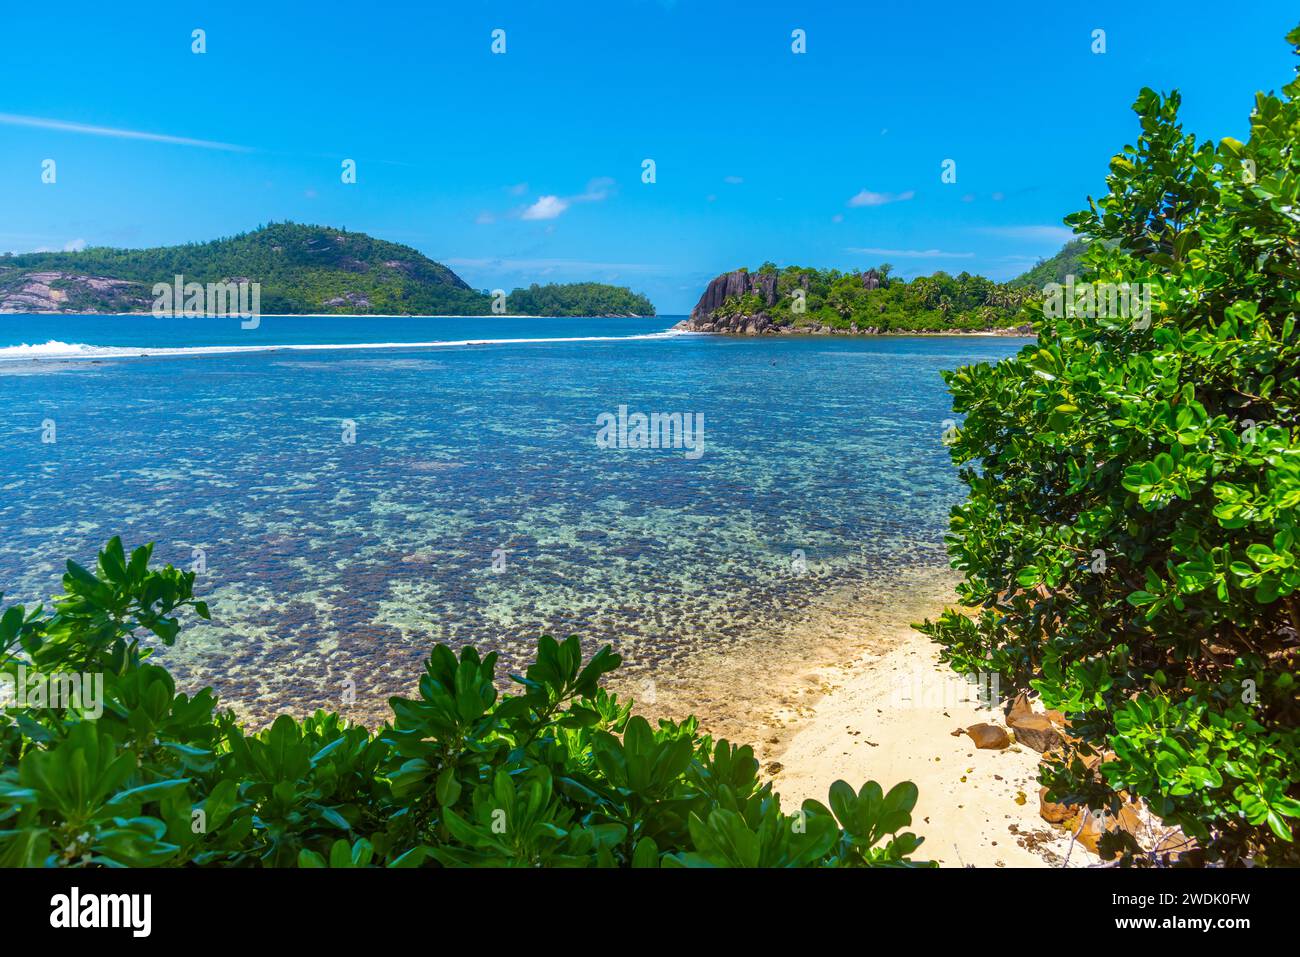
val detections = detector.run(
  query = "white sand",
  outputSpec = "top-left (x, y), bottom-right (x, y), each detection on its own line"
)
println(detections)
top-left (768, 619), bottom-right (1094, 868)
top-left (624, 567), bottom-right (1097, 867)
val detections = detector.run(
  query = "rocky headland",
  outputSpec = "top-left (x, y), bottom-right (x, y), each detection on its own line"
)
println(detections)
top-left (675, 265), bottom-right (1037, 336)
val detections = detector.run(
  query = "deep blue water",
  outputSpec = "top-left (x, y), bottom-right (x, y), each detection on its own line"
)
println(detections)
top-left (0, 314), bottom-right (1029, 721)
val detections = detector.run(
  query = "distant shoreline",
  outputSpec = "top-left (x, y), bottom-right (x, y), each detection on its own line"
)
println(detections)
top-left (0, 312), bottom-right (1035, 338)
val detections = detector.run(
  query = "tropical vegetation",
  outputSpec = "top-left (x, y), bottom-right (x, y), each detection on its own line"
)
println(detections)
top-left (0, 223), bottom-right (654, 318)
top-left (1009, 240), bottom-right (1090, 290)
top-left (920, 24), bottom-right (1300, 865)
top-left (0, 539), bottom-right (928, 868)
top-left (698, 262), bottom-right (1038, 333)
top-left (506, 282), bottom-right (654, 317)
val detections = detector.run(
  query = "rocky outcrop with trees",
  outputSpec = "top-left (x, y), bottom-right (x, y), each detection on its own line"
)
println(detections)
top-left (677, 260), bottom-right (1041, 335)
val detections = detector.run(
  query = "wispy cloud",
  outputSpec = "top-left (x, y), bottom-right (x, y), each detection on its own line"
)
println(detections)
top-left (847, 189), bottom-right (915, 208)
top-left (976, 225), bottom-right (1075, 243)
top-left (30, 238), bottom-right (88, 253)
top-left (847, 246), bottom-right (975, 259)
top-left (0, 112), bottom-right (252, 152)
top-left (575, 177), bottom-right (614, 202)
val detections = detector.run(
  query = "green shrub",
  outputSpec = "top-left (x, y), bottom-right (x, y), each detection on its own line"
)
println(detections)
top-left (0, 538), bottom-right (930, 868)
top-left (920, 25), bottom-right (1300, 865)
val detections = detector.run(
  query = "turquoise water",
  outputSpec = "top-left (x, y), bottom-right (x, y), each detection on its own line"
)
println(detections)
top-left (0, 315), bottom-right (1029, 722)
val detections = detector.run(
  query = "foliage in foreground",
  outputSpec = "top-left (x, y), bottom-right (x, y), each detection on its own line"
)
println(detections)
top-left (921, 26), bottom-right (1300, 865)
top-left (0, 539), bottom-right (929, 868)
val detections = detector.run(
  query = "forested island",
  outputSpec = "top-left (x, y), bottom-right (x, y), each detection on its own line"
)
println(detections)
top-left (0, 223), bottom-right (655, 317)
top-left (505, 282), bottom-right (653, 317)
top-left (678, 242), bottom-right (1086, 335)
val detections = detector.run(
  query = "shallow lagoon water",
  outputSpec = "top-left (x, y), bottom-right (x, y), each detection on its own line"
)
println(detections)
top-left (0, 315), bottom-right (1030, 724)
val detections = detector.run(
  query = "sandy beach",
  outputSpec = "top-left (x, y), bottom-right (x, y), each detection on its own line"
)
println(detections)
top-left (768, 622), bottom-right (1094, 867)
top-left (630, 568), bottom-right (1097, 868)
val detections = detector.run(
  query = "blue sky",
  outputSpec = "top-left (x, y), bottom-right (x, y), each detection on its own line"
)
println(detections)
top-left (1, 1), bottom-right (1296, 313)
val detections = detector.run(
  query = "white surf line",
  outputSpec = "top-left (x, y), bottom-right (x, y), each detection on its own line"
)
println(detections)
top-left (0, 330), bottom-right (694, 363)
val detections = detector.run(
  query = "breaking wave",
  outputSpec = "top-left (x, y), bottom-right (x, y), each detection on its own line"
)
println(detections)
top-left (0, 331), bottom-right (689, 363)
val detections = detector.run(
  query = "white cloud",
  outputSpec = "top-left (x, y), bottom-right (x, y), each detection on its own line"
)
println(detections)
top-left (847, 189), bottom-right (915, 208)
top-left (723, 175), bottom-right (744, 185)
top-left (516, 177), bottom-right (615, 221)
top-left (508, 182), bottom-right (529, 196)
top-left (848, 246), bottom-right (975, 259)
top-left (0, 112), bottom-right (251, 152)
top-left (521, 195), bottom-right (570, 220)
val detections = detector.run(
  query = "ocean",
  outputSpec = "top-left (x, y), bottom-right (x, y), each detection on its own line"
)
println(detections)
top-left (0, 314), bottom-right (1029, 725)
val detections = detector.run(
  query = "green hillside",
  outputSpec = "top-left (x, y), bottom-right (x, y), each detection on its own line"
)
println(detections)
top-left (1009, 239), bottom-right (1089, 288)
top-left (0, 223), bottom-right (655, 316)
